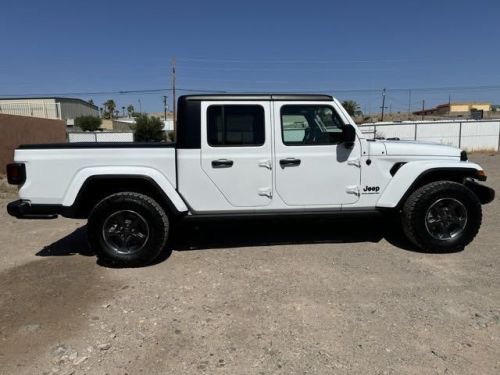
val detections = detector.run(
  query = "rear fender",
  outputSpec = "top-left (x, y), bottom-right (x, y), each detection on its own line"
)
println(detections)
top-left (62, 166), bottom-right (188, 212)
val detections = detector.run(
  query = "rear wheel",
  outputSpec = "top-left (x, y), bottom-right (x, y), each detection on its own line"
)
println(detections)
top-left (88, 192), bottom-right (169, 266)
top-left (401, 181), bottom-right (482, 252)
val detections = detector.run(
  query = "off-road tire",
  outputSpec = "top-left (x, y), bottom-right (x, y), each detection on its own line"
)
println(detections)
top-left (88, 192), bottom-right (169, 266)
top-left (401, 181), bottom-right (482, 252)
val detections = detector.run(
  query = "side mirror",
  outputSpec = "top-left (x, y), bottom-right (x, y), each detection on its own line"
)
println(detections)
top-left (342, 124), bottom-right (356, 147)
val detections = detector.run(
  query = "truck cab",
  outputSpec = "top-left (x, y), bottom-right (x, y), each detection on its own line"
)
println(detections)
top-left (176, 94), bottom-right (362, 212)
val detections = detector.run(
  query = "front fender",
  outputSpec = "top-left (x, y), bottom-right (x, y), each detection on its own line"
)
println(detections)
top-left (62, 166), bottom-right (188, 212)
top-left (376, 160), bottom-right (483, 208)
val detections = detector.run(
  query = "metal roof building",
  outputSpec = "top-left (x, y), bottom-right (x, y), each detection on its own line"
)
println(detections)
top-left (0, 97), bottom-right (98, 124)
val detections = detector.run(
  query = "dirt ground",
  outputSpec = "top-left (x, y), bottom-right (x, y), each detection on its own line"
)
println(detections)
top-left (0, 155), bottom-right (499, 375)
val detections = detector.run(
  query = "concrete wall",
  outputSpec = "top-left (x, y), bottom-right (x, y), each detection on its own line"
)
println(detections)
top-left (0, 113), bottom-right (66, 168)
top-left (359, 119), bottom-right (500, 152)
top-left (100, 119), bottom-right (114, 130)
top-left (450, 103), bottom-right (490, 112)
top-left (112, 120), bottom-right (134, 132)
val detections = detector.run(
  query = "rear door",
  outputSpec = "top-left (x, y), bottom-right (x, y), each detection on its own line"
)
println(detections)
top-left (200, 101), bottom-right (273, 207)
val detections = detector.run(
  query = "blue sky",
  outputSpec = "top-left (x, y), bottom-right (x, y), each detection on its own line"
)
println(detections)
top-left (1, 0), bottom-right (500, 114)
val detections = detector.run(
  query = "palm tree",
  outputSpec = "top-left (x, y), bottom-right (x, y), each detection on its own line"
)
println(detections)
top-left (341, 100), bottom-right (361, 116)
top-left (127, 105), bottom-right (135, 117)
top-left (103, 99), bottom-right (116, 119)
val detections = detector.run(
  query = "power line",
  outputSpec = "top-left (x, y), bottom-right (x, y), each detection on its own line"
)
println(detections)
top-left (2, 84), bottom-right (500, 99)
top-left (177, 57), bottom-right (432, 64)
top-left (302, 84), bottom-right (500, 94)
top-left (177, 65), bottom-right (401, 72)
top-left (0, 87), bottom-right (227, 98)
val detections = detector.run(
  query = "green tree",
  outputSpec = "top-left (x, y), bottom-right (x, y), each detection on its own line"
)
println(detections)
top-left (341, 100), bottom-right (361, 116)
top-left (88, 99), bottom-right (95, 106)
top-left (74, 115), bottom-right (102, 131)
top-left (103, 99), bottom-right (116, 119)
top-left (127, 105), bottom-right (135, 117)
top-left (132, 115), bottom-right (165, 142)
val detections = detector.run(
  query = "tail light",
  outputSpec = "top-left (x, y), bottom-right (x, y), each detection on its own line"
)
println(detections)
top-left (6, 163), bottom-right (26, 185)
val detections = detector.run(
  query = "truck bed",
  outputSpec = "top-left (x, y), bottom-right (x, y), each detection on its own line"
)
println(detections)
top-left (14, 143), bottom-right (177, 205)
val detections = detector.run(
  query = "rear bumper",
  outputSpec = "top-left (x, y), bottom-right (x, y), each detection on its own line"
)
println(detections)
top-left (7, 199), bottom-right (63, 219)
top-left (465, 180), bottom-right (495, 205)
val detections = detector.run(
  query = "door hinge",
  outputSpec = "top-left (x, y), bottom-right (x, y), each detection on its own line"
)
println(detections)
top-left (258, 159), bottom-right (272, 170)
top-left (346, 185), bottom-right (360, 196)
top-left (347, 158), bottom-right (361, 168)
top-left (258, 187), bottom-right (273, 198)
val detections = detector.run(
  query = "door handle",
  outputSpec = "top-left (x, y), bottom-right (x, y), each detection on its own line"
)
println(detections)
top-left (212, 159), bottom-right (234, 168)
top-left (279, 158), bottom-right (301, 167)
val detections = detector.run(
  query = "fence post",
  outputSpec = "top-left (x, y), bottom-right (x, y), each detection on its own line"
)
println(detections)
top-left (458, 122), bottom-right (462, 148)
top-left (414, 123), bottom-right (417, 140)
top-left (497, 122), bottom-right (500, 152)
top-left (374, 124), bottom-right (377, 138)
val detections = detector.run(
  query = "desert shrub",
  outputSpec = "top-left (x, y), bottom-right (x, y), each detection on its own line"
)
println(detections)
top-left (132, 115), bottom-right (165, 142)
top-left (75, 116), bottom-right (102, 131)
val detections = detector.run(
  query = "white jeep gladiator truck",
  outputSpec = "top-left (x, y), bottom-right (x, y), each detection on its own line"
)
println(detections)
top-left (6, 94), bottom-right (495, 266)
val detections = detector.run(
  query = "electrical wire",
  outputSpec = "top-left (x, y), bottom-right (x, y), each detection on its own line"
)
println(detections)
top-left (0, 87), bottom-right (227, 98)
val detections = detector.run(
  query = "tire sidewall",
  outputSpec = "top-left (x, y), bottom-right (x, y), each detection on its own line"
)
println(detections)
top-left (88, 194), bottom-right (168, 266)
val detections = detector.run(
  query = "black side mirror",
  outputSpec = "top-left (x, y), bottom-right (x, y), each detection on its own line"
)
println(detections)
top-left (342, 124), bottom-right (356, 147)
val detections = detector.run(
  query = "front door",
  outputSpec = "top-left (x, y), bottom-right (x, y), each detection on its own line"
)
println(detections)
top-left (273, 102), bottom-right (361, 206)
top-left (200, 101), bottom-right (273, 207)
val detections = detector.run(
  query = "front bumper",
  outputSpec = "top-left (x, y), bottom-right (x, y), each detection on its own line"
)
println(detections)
top-left (7, 199), bottom-right (62, 219)
top-left (465, 180), bottom-right (495, 204)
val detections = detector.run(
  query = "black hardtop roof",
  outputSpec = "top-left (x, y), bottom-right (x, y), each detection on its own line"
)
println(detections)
top-left (179, 94), bottom-right (333, 102)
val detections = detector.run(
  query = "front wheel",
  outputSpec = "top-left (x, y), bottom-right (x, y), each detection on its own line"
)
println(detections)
top-left (401, 181), bottom-right (482, 252)
top-left (88, 192), bottom-right (169, 266)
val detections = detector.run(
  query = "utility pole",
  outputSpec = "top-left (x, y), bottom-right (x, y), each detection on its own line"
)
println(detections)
top-left (172, 57), bottom-right (176, 135)
top-left (380, 88), bottom-right (388, 121)
top-left (138, 98), bottom-right (142, 114)
top-left (408, 89), bottom-right (412, 120)
top-left (421, 100), bottom-right (425, 121)
top-left (163, 95), bottom-right (168, 120)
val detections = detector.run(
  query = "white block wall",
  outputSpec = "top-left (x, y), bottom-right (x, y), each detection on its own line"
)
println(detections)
top-left (359, 120), bottom-right (500, 151)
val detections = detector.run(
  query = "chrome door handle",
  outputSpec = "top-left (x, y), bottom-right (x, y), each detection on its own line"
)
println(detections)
top-left (211, 159), bottom-right (234, 168)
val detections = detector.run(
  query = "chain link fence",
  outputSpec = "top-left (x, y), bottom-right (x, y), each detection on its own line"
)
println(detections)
top-left (67, 132), bottom-right (134, 143)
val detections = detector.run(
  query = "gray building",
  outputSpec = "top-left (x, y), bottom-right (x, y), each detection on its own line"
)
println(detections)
top-left (0, 97), bottom-right (98, 125)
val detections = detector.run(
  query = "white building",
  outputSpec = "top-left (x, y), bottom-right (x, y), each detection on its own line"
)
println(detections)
top-left (0, 97), bottom-right (98, 125)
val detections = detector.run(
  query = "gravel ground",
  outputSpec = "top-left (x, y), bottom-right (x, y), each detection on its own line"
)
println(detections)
top-left (0, 154), bottom-right (499, 375)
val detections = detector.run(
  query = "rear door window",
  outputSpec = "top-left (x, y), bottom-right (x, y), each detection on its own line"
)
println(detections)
top-left (207, 105), bottom-right (265, 146)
